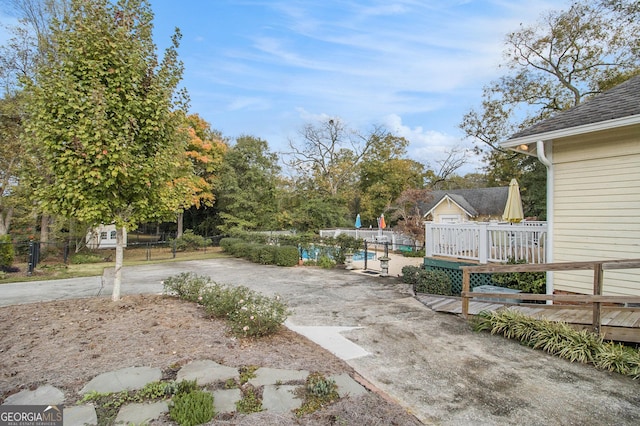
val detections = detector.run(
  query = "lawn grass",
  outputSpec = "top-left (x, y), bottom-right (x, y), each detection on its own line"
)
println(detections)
top-left (0, 247), bottom-right (230, 284)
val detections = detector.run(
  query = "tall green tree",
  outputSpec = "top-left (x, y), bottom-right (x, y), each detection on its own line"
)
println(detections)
top-left (215, 135), bottom-right (281, 233)
top-left (358, 133), bottom-right (425, 224)
top-left (22, 0), bottom-right (188, 300)
top-left (0, 0), bottom-right (71, 238)
top-left (460, 0), bottom-right (640, 217)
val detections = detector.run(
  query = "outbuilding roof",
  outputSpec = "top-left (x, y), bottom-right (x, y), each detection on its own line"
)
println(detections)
top-left (502, 75), bottom-right (640, 148)
top-left (420, 187), bottom-right (509, 219)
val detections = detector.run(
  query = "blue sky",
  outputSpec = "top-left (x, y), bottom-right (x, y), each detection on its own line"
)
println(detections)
top-left (1, 0), bottom-right (562, 174)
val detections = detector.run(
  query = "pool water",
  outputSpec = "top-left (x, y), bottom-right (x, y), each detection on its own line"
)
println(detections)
top-left (300, 249), bottom-right (376, 261)
top-left (352, 250), bottom-right (376, 261)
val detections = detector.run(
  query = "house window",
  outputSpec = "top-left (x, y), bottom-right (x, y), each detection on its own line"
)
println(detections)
top-left (100, 232), bottom-right (108, 240)
top-left (110, 231), bottom-right (117, 239)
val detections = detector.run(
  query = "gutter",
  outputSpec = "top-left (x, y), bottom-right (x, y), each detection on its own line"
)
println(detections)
top-left (536, 140), bottom-right (554, 303)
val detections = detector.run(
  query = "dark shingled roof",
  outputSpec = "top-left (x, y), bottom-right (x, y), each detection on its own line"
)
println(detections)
top-left (507, 75), bottom-right (640, 141)
top-left (420, 187), bottom-right (509, 218)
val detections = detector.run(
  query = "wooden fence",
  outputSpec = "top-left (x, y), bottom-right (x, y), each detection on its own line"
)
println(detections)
top-left (461, 259), bottom-right (640, 335)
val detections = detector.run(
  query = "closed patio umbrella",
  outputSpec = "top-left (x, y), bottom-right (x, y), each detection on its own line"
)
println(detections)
top-left (355, 214), bottom-right (361, 229)
top-left (503, 178), bottom-right (524, 223)
top-left (379, 214), bottom-right (386, 229)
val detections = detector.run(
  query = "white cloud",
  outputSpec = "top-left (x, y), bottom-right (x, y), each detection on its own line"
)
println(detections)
top-left (383, 114), bottom-right (483, 175)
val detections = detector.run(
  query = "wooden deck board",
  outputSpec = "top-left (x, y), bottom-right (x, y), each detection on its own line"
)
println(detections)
top-left (415, 295), bottom-right (640, 343)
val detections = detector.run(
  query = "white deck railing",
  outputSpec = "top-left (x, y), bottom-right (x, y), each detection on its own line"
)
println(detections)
top-left (424, 221), bottom-right (547, 264)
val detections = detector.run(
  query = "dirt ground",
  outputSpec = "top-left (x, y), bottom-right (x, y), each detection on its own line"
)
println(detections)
top-left (0, 294), bottom-right (422, 425)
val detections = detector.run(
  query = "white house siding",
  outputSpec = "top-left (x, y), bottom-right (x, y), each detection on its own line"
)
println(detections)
top-left (552, 125), bottom-right (640, 296)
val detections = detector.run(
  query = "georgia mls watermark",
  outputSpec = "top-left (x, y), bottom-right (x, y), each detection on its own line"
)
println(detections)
top-left (0, 405), bottom-right (63, 426)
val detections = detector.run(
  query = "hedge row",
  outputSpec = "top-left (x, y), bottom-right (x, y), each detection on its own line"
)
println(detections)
top-left (220, 238), bottom-right (299, 267)
top-left (401, 265), bottom-right (452, 296)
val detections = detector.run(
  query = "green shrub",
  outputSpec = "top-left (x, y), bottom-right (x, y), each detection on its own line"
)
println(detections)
top-left (227, 293), bottom-right (290, 337)
top-left (317, 255), bottom-right (336, 269)
top-left (162, 272), bottom-right (212, 302)
top-left (70, 252), bottom-right (104, 264)
top-left (401, 266), bottom-right (451, 295)
top-left (172, 230), bottom-right (208, 252)
top-left (401, 249), bottom-right (425, 258)
top-left (169, 389), bottom-right (215, 426)
top-left (491, 258), bottom-right (546, 294)
top-left (201, 285), bottom-right (253, 319)
top-left (274, 245), bottom-right (299, 266)
top-left (0, 235), bottom-right (14, 269)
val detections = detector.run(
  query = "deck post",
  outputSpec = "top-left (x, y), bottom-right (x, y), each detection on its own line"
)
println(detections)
top-left (425, 221), bottom-right (433, 258)
top-left (462, 268), bottom-right (470, 318)
top-left (478, 222), bottom-right (488, 264)
top-left (593, 262), bottom-right (603, 334)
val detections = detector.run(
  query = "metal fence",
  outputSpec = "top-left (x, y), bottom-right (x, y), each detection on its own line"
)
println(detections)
top-left (1, 234), bottom-right (225, 276)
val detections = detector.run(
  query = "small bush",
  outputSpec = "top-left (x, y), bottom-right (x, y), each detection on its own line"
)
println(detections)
top-left (70, 252), bottom-right (104, 264)
top-left (295, 372), bottom-right (340, 417)
top-left (401, 266), bottom-right (451, 295)
top-left (163, 272), bottom-right (212, 303)
top-left (491, 258), bottom-right (546, 294)
top-left (169, 389), bottom-right (215, 426)
top-left (201, 285), bottom-right (253, 319)
top-left (317, 255), bottom-right (335, 269)
top-left (401, 249), bottom-right (425, 258)
top-left (0, 235), bottom-right (14, 268)
top-left (172, 230), bottom-right (208, 252)
top-left (227, 293), bottom-right (290, 337)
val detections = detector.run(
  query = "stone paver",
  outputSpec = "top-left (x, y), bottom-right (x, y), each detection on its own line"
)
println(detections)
top-left (115, 401), bottom-right (169, 425)
top-left (176, 359), bottom-right (238, 385)
top-left (63, 405), bottom-right (97, 426)
top-left (330, 373), bottom-right (368, 398)
top-left (80, 366), bottom-right (162, 395)
top-left (261, 385), bottom-right (301, 413)
top-left (248, 367), bottom-right (309, 387)
top-left (211, 388), bottom-right (242, 413)
top-left (3, 384), bottom-right (65, 405)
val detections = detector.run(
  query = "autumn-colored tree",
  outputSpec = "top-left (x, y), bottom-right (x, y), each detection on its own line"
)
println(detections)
top-left (23, 0), bottom-right (188, 300)
top-left (390, 188), bottom-right (432, 246)
top-left (174, 114), bottom-right (226, 236)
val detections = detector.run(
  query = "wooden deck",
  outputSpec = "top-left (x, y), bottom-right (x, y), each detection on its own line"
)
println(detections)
top-left (416, 294), bottom-right (640, 343)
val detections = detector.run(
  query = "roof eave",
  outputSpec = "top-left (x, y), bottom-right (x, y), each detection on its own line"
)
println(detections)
top-left (500, 114), bottom-right (640, 149)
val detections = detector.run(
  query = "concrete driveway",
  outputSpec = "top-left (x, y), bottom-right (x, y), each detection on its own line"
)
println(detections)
top-left (2, 258), bottom-right (639, 425)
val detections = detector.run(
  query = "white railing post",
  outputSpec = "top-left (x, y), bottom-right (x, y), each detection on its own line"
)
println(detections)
top-left (425, 221), bottom-right (433, 258)
top-left (478, 222), bottom-right (488, 264)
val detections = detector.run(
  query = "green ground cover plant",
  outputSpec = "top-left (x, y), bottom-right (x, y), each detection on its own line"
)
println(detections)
top-left (474, 309), bottom-right (640, 378)
top-left (295, 372), bottom-right (340, 417)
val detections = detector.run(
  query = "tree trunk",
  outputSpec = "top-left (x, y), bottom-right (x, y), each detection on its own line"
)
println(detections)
top-left (0, 207), bottom-right (13, 235)
top-left (177, 212), bottom-right (184, 238)
top-left (40, 214), bottom-right (50, 244)
top-left (112, 226), bottom-right (125, 301)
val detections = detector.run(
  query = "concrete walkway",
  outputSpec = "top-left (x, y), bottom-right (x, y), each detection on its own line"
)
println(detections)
top-left (2, 258), bottom-right (640, 425)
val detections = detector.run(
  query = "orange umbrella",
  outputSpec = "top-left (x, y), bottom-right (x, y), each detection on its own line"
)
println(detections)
top-left (379, 214), bottom-right (386, 229)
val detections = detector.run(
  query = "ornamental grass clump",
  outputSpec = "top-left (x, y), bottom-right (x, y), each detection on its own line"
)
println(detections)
top-left (473, 309), bottom-right (640, 378)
